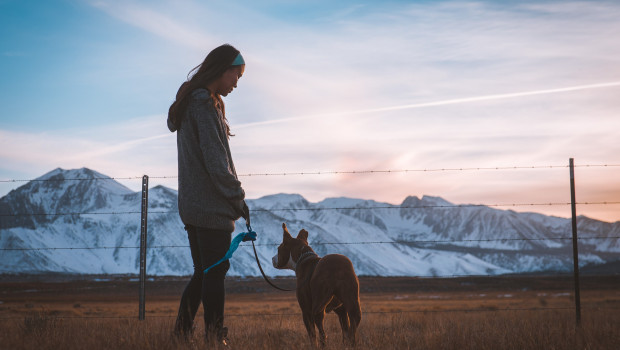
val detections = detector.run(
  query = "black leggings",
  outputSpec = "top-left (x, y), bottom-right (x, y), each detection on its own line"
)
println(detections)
top-left (175, 225), bottom-right (231, 336)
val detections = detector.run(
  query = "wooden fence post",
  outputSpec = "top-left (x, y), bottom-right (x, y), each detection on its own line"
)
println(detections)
top-left (139, 175), bottom-right (149, 320)
top-left (569, 158), bottom-right (581, 326)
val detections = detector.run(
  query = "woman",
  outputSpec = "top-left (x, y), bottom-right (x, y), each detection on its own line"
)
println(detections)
top-left (167, 44), bottom-right (250, 345)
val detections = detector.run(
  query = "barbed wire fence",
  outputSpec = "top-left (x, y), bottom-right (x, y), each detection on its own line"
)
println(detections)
top-left (2, 163), bottom-right (619, 183)
top-left (1, 159), bottom-right (619, 323)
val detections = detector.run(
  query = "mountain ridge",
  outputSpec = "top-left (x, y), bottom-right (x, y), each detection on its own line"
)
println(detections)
top-left (1, 167), bottom-right (618, 276)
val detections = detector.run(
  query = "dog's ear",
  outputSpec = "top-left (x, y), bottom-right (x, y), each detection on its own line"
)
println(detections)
top-left (282, 223), bottom-right (292, 241)
top-left (297, 229), bottom-right (308, 242)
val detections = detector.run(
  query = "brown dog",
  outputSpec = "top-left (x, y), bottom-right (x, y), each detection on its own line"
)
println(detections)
top-left (272, 223), bottom-right (362, 347)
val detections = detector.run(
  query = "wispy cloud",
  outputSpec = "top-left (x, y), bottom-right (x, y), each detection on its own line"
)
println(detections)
top-left (89, 0), bottom-right (216, 50)
top-left (0, 115), bottom-right (175, 176)
top-left (236, 81), bottom-right (620, 129)
top-left (2, 0), bottom-right (619, 222)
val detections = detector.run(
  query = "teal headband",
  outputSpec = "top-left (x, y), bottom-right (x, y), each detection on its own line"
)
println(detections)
top-left (231, 53), bottom-right (245, 66)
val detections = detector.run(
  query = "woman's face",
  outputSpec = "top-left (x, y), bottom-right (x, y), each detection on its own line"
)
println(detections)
top-left (214, 65), bottom-right (245, 97)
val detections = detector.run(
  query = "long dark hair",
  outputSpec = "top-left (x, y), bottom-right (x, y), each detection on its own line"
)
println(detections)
top-left (168, 44), bottom-right (240, 135)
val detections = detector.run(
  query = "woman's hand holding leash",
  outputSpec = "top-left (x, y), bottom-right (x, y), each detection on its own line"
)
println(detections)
top-left (243, 227), bottom-right (257, 242)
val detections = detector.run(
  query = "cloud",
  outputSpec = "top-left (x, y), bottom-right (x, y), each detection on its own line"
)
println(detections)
top-left (2, 0), bottom-right (619, 222)
top-left (234, 81), bottom-right (620, 129)
top-left (0, 115), bottom-right (176, 184)
top-left (89, 0), bottom-right (216, 50)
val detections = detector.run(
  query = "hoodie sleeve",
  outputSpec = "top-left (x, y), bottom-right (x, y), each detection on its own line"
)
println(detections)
top-left (167, 116), bottom-right (177, 132)
top-left (189, 92), bottom-right (245, 207)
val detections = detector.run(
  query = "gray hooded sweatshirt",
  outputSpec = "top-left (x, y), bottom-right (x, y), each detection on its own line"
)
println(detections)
top-left (168, 88), bottom-right (245, 231)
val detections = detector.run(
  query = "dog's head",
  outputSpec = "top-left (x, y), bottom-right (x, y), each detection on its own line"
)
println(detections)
top-left (272, 223), bottom-right (311, 270)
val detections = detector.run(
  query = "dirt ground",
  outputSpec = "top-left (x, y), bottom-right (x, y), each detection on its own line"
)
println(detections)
top-left (2, 275), bottom-right (619, 350)
top-left (1, 275), bottom-right (618, 319)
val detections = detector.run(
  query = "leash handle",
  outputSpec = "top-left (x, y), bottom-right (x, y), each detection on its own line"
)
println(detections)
top-left (242, 223), bottom-right (257, 242)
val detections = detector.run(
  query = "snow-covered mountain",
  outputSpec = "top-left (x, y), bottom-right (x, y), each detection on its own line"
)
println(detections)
top-left (1, 168), bottom-right (618, 276)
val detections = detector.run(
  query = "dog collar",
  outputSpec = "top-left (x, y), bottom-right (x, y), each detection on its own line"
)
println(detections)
top-left (294, 250), bottom-right (319, 271)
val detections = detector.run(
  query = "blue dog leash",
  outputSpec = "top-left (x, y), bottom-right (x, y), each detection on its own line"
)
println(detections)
top-left (203, 223), bottom-right (294, 291)
top-left (203, 223), bottom-right (257, 274)
top-left (250, 228), bottom-right (295, 292)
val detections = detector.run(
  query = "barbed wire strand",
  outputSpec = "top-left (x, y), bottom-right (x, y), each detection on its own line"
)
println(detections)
top-left (237, 164), bottom-right (620, 177)
top-left (2, 201), bottom-right (620, 218)
top-left (1, 163), bottom-right (619, 183)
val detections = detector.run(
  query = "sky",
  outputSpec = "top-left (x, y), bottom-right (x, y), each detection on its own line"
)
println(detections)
top-left (1, 0), bottom-right (619, 222)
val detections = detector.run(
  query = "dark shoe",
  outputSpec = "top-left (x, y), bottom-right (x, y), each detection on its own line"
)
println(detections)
top-left (217, 327), bottom-right (229, 347)
top-left (206, 326), bottom-right (229, 347)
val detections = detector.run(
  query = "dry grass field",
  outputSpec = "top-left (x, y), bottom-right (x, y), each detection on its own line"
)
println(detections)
top-left (1, 275), bottom-right (619, 349)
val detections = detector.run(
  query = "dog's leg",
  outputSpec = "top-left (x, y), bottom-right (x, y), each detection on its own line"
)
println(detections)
top-left (302, 311), bottom-right (317, 347)
top-left (343, 298), bottom-right (362, 346)
top-left (311, 294), bottom-right (334, 348)
top-left (333, 305), bottom-right (350, 344)
top-left (313, 309), bottom-right (327, 348)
